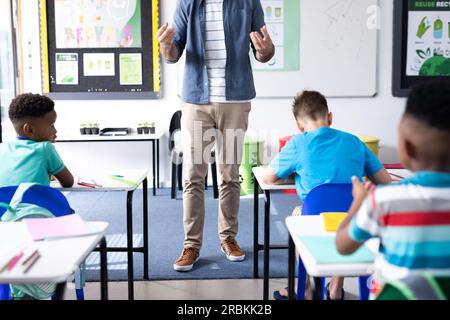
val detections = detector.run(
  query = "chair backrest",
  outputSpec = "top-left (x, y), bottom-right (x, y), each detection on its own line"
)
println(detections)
top-left (0, 185), bottom-right (73, 219)
top-left (301, 183), bottom-right (353, 216)
top-left (169, 110), bottom-right (182, 151)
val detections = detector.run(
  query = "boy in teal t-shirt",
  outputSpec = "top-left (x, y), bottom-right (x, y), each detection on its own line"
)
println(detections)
top-left (0, 93), bottom-right (74, 188)
top-left (263, 90), bottom-right (391, 300)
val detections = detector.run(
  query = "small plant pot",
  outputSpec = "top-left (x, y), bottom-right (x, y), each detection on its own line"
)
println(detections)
top-left (143, 127), bottom-right (150, 134)
top-left (91, 128), bottom-right (99, 135)
top-left (85, 127), bottom-right (93, 135)
top-left (149, 127), bottom-right (155, 134)
top-left (137, 127), bottom-right (143, 134)
top-left (80, 128), bottom-right (87, 135)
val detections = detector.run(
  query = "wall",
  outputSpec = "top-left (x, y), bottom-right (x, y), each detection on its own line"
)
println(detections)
top-left (16, 0), bottom-right (406, 186)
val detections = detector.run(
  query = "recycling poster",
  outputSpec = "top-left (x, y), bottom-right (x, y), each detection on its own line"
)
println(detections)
top-left (406, 0), bottom-right (450, 76)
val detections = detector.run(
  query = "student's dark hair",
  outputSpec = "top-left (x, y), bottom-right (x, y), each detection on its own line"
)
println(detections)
top-left (406, 80), bottom-right (450, 131)
top-left (9, 93), bottom-right (55, 122)
top-left (292, 90), bottom-right (329, 121)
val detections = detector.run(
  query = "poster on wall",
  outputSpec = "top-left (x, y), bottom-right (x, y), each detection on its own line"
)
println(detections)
top-left (83, 53), bottom-right (115, 76)
top-left (55, 53), bottom-right (79, 85)
top-left (406, 0), bottom-right (450, 76)
top-left (119, 53), bottom-right (143, 85)
top-left (54, 0), bottom-right (142, 49)
top-left (253, 0), bottom-right (300, 71)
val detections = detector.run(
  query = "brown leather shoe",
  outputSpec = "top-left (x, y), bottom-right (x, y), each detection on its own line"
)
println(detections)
top-left (173, 247), bottom-right (200, 272)
top-left (220, 238), bottom-right (245, 262)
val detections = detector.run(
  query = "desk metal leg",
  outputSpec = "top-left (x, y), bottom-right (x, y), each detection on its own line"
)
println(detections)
top-left (263, 190), bottom-right (271, 300)
top-left (312, 277), bottom-right (323, 300)
top-left (53, 283), bottom-right (66, 300)
top-left (126, 190), bottom-right (134, 300)
top-left (143, 178), bottom-right (149, 280)
top-left (288, 235), bottom-right (295, 300)
top-left (157, 140), bottom-right (160, 188)
top-left (152, 140), bottom-right (156, 196)
top-left (253, 176), bottom-right (259, 279)
top-left (99, 237), bottom-right (108, 300)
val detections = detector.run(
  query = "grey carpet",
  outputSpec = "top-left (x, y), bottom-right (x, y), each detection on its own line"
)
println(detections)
top-left (65, 188), bottom-right (300, 281)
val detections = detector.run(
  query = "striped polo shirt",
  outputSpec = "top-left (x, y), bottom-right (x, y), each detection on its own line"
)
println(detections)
top-left (205, 0), bottom-right (227, 102)
top-left (348, 171), bottom-right (450, 293)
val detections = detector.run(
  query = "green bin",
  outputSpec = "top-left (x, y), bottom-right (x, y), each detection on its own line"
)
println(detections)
top-left (239, 138), bottom-right (264, 195)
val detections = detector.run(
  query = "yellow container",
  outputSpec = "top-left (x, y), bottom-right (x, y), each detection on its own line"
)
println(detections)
top-left (321, 212), bottom-right (348, 232)
top-left (358, 136), bottom-right (380, 157)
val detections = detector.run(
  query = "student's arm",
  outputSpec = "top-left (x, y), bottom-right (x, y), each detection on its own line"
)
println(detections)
top-left (370, 167), bottom-right (392, 185)
top-left (262, 167), bottom-right (294, 185)
top-left (54, 167), bottom-right (74, 188)
top-left (264, 138), bottom-right (299, 185)
top-left (336, 177), bottom-right (377, 255)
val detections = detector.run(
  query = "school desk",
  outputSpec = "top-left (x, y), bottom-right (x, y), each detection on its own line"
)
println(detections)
top-left (252, 166), bottom-right (294, 300)
top-left (285, 216), bottom-right (378, 300)
top-left (56, 132), bottom-right (162, 196)
top-left (0, 221), bottom-right (109, 300)
top-left (252, 166), bottom-right (412, 300)
top-left (52, 169), bottom-right (149, 300)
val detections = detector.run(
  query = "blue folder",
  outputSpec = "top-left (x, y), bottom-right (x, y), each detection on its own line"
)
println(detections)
top-left (298, 236), bottom-right (375, 264)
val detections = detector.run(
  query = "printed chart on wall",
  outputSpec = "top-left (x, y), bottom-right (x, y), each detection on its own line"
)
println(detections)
top-left (253, 0), bottom-right (300, 71)
top-left (405, 0), bottom-right (450, 77)
top-left (40, 0), bottom-right (161, 99)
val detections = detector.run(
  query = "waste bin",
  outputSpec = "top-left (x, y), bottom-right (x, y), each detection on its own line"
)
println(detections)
top-left (358, 135), bottom-right (380, 157)
top-left (239, 138), bottom-right (264, 195)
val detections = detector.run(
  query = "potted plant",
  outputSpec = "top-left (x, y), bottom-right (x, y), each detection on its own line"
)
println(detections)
top-left (142, 121), bottom-right (150, 134)
top-left (80, 123), bottom-right (88, 135)
top-left (149, 122), bottom-right (156, 134)
top-left (137, 123), bottom-right (144, 135)
top-left (91, 123), bottom-right (100, 135)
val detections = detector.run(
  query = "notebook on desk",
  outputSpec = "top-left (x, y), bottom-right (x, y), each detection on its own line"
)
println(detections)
top-left (298, 236), bottom-right (375, 264)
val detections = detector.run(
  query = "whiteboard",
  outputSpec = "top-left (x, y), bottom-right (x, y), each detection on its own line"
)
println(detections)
top-left (178, 0), bottom-right (378, 98)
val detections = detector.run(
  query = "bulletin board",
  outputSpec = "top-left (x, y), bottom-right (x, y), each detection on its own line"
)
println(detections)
top-left (39, 0), bottom-right (160, 100)
top-left (392, 0), bottom-right (450, 97)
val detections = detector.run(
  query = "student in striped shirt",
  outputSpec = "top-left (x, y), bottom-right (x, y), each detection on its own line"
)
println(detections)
top-left (336, 80), bottom-right (450, 298)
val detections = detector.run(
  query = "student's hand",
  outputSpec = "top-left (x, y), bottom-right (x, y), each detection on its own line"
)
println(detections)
top-left (351, 176), bottom-right (369, 204)
top-left (251, 26), bottom-right (274, 62)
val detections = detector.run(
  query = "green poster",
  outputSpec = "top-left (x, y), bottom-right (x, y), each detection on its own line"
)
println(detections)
top-left (253, 0), bottom-right (300, 72)
top-left (120, 53), bottom-right (143, 85)
top-left (406, 0), bottom-right (450, 76)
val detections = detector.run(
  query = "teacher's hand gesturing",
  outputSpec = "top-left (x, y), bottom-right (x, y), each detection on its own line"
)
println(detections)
top-left (157, 22), bottom-right (178, 61)
top-left (250, 26), bottom-right (275, 63)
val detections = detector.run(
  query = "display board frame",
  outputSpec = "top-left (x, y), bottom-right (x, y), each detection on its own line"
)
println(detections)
top-left (393, 0), bottom-right (450, 97)
top-left (39, 0), bottom-right (161, 100)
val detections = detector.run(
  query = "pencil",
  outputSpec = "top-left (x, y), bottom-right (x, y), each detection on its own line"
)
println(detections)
top-left (22, 249), bottom-right (39, 266)
top-left (23, 252), bottom-right (41, 274)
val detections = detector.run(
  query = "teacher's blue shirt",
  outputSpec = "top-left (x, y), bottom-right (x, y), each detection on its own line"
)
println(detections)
top-left (270, 127), bottom-right (383, 201)
top-left (170, 0), bottom-right (266, 104)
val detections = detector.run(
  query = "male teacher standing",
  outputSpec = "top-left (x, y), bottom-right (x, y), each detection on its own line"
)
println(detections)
top-left (157, 0), bottom-right (274, 272)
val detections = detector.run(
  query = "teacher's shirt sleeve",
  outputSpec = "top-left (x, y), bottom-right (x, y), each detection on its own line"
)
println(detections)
top-left (170, 0), bottom-right (189, 63)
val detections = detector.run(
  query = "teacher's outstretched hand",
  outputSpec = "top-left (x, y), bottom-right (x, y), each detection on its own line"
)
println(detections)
top-left (250, 26), bottom-right (275, 63)
top-left (157, 22), bottom-right (178, 61)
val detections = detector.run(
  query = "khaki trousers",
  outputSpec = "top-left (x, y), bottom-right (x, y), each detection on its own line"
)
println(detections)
top-left (181, 102), bottom-right (251, 249)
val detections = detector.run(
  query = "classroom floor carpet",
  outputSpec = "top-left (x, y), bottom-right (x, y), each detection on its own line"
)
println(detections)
top-left (65, 188), bottom-right (300, 281)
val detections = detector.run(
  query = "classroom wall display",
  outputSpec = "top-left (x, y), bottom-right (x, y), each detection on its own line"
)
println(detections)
top-left (177, 0), bottom-right (378, 98)
top-left (39, 0), bottom-right (161, 100)
top-left (393, 0), bottom-right (450, 97)
top-left (252, 0), bottom-right (300, 72)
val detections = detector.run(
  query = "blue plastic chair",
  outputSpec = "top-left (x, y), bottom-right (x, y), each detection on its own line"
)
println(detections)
top-left (0, 185), bottom-right (84, 300)
top-left (297, 183), bottom-right (370, 300)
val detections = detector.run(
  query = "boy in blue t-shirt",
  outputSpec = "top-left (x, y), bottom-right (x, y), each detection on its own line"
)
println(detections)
top-left (0, 93), bottom-right (74, 188)
top-left (263, 90), bottom-right (391, 300)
